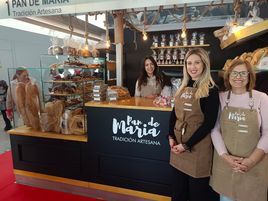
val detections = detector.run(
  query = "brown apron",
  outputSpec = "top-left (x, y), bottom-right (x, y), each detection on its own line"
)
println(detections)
top-left (210, 91), bottom-right (268, 201)
top-left (170, 87), bottom-right (213, 178)
top-left (140, 81), bottom-right (162, 97)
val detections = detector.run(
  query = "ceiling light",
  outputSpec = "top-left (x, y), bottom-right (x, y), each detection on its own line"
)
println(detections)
top-left (105, 11), bottom-right (111, 48)
top-left (142, 30), bottom-right (148, 40)
top-left (181, 3), bottom-right (187, 39)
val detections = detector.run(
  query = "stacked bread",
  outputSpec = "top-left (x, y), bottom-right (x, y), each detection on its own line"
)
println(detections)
top-left (223, 47), bottom-right (268, 70)
top-left (93, 81), bottom-right (107, 101)
top-left (107, 86), bottom-right (131, 100)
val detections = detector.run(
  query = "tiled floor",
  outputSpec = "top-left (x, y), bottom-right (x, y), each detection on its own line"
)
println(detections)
top-left (0, 115), bottom-right (11, 154)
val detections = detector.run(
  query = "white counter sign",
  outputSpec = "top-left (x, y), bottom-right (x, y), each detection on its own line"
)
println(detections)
top-left (112, 115), bottom-right (161, 146)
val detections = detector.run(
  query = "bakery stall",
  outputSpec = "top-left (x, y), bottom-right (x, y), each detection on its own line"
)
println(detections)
top-left (9, 97), bottom-right (173, 201)
top-left (4, 1), bottom-right (268, 201)
top-left (7, 49), bottom-right (174, 200)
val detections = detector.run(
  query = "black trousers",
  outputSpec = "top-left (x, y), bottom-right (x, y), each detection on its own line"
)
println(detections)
top-left (1, 110), bottom-right (12, 129)
top-left (171, 167), bottom-right (219, 201)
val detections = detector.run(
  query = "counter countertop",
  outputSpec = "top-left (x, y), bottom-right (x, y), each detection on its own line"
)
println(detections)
top-left (8, 126), bottom-right (87, 142)
top-left (85, 97), bottom-right (172, 111)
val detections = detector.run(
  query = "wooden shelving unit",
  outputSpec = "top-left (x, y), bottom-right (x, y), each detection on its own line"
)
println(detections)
top-left (220, 20), bottom-right (268, 49)
top-left (150, 44), bottom-right (210, 49)
top-left (152, 44), bottom-right (210, 68)
top-left (158, 64), bottom-right (184, 67)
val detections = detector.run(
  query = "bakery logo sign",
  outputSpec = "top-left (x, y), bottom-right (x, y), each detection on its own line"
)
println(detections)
top-left (5, 0), bottom-right (71, 17)
top-left (112, 115), bottom-right (161, 146)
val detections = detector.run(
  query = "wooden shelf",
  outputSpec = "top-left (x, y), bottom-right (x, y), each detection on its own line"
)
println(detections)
top-left (85, 97), bottom-right (172, 111)
top-left (44, 79), bottom-right (97, 83)
top-left (158, 64), bottom-right (184, 67)
top-left (151, 44), bottom-right (210, 49)
top-left (220, 20), bottom-right (268, 49)
top-left (48, 92), bottom-right (83, 96)
top-left (8, 126), bottom-right (87, 142)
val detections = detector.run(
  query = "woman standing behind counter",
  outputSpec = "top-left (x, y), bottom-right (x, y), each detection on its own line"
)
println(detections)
top-left (168, 48), bottom-right (219, 201)
top-left (210, 59), bottom-right (268, 201)
top-left (135, 56), bottom-right (164, 98)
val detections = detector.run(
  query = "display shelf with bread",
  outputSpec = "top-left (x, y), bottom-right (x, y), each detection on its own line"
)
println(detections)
top-left (220, 20), bottom-right (268, 49)
top-left (222, 46), bottom-right (268, 71)
top-left (6, 54), bottom-right (106, 135)
top-left (39, 55), bottom-right (107, 135)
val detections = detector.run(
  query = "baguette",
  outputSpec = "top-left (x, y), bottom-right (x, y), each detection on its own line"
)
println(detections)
top-left (15, 83), bottom-right (31, 126)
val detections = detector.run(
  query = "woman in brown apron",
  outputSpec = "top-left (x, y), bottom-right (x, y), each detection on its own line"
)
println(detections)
top-left (210, 59), bottom-right (268, 201)
top-left (135, 56), bottom-right (163, 98)
top-left (168, 48), bottom-right (219, 201)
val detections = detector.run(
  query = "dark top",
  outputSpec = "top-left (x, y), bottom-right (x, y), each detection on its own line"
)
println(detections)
top-left (169, 79), bottom-right (219, 149)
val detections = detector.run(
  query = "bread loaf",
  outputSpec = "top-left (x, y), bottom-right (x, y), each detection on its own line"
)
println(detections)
top-left (69, 114), bottom-right (86, 135)
top-left (41, 100), bottom-right (64, 133)
top-left (213, 26), bottom-right (229, 42)
top-left (25, 82), bottom-right (41, 130)
top-left (252, 48), bottom-right (268, 66)
top-left (15, 83), bottom-right (31, 126)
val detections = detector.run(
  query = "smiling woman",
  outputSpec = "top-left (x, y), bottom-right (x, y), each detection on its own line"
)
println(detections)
top-left (168, 48), bottom-right (219, 201)
top-left (223, 59), bottom-right (255, 95)
top-left (210, 59), bottom-right (268, 201)
top-left (134, 56), bottom-right (164, 98)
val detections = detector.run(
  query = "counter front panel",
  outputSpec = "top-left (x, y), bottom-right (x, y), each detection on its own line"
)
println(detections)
top-left (86, 103), bottom-right (173, 196)
top-left (10, 135), bottom-right (88, 181)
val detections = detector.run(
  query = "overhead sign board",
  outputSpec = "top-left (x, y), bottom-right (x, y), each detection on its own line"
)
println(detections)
top-left (0, 0), bottom-right (211, 19)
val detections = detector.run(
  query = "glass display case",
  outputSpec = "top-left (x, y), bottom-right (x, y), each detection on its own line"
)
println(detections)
top-left (8, 55), bottom-right (106, 135)
top-left (40, 55), bottom-right (106, 135)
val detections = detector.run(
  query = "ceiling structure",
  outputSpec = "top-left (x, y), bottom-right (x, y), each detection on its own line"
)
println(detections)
top-left (14, 0), bottom-right (268, 41)
top-left (17, 15), bottom-right (106, 41)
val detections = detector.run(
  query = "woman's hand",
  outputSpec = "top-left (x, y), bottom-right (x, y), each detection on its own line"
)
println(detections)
top-left (238, 158), bottom-right (255, 172)
top-left (169, 138), bottom-right (180, 154)
top-left (221, 153), bottom-right (245, 171)
top-left (235, 149), bottom-right (265, 173)
top-left (170, 141), bottom-right (186, 154)
top-left (6, 108), bottom-right (13, 120)
top-left (169, 138), bottom-right (176, 148)
top-left (239, 148), bottom-right (265, 172)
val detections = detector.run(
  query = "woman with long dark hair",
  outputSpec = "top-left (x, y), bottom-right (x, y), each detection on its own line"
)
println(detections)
top-left (135, 56), bottom-right (164, 98)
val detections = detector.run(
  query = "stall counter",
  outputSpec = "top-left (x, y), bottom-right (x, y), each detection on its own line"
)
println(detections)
top-left (8, 97), bottom-right (173, 201)
top-left (86, 97), bottom-right (173, 198)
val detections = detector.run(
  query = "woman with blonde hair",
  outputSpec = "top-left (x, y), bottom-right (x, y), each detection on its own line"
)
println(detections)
top-left (168, 48), bottom-right (219, 201)
top-left (210, 59), bottom-right (268, 201)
